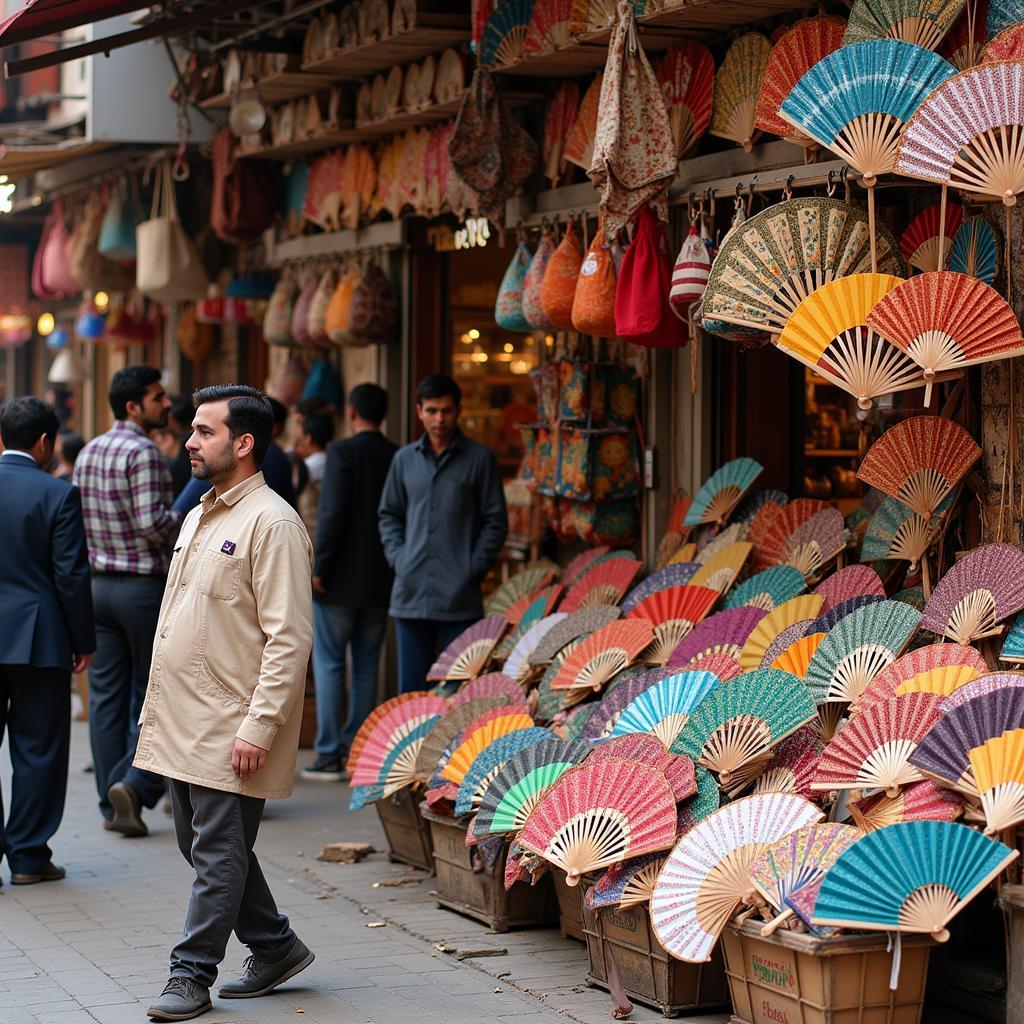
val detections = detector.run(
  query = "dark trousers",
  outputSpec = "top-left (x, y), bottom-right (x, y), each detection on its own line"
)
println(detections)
top-left (0, 664), bottom-right (71, 874)
top-left (89, 574), bottom-right (166, 818)
top-left (394, 617), bottom-right (477, 694)
top-left (169, 779), bottom-right (295, 988)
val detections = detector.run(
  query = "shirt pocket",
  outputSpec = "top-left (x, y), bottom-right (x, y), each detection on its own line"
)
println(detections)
top-left (199, 550), bottom-right (242, 601)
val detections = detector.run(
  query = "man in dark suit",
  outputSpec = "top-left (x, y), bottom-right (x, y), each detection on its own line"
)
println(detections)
top-left (0, 397), bottom-right (95, 884)
top-left (304, 384), bottom-right (396, 781)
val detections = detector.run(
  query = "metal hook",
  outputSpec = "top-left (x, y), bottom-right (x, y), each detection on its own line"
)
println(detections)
top-left (783, 175), bottom-right (794, 200)
top-left (826, 169), bottom-right (836, 197)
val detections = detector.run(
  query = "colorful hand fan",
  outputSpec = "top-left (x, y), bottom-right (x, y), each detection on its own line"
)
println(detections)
top-left (524, 0), bottom-right (573, 56)
top-left (754, 499), bottom-right (832, 571)
top-left (683, 458), bottom-right (764, 528)
top-left (453, 726), bottom-right (550, 816)
top-left (485, 567), bottom-right (557, 617)
top-left (844, 0), bottom-right (966, 50)
top-left (684, 650), bottom-right (744, 682)
top-left (611, 670), bottom-right (721, 750)
top-left (855, 642), bottom-right (987, 712)
top-left (702, 198), bottom-right (905, 337)
top-left (897, 60), bottom-right (1024, 206)
top-left (651, 794), bottom-right (823, 962)
top-left (812, 820), bottom-right (1017, 940)
top-left (621, 563), bottom-right (702, 614)
top-left (517, 757), bottom-right (678, 884)
top-left (559, 558), bottom-right (643, 612)
top-left (671, 668), bottom-right (817, 788)
top-left (666, 607), bottom-right (767, 669)
top-left (724, 567), bottom-right (806, 613)
top-left (1002, 612), bottom-right (1024, 663)
top-left (588, 851), bottom-right (667, 911)
top-left (751, 725), bottom-right (822, 798)
top-left (502, 582), bottom-right (562, 633)
top-left (856, 415), bottom-right (981, 519)
top-left (814, 564), bottom-right (887, 611)
top-left (813, 691), bottom-right (942, 796)
top-left (543, 81), bottom-right (580, 187)
top-left (867, 271), bottom-right (1024, 403)
top-left (761, 620), bottom-right (817, 671)
top-left (348, 716), bottom-right (437, 808)
top-left (939, 670), bottom-right (1024, 711)
top-left (588, 732), bottom-right (698, 801)
top-left (710, 33), bottom-right (772, 151)
top-left (346, 692), bottom-right (448, 776)
top-left (503, 614), bottom-right (568, 682)
top-left (440, 710), bottom-right (536, 785)
top-left (628, 585), bottom-right (720, 665)
top-left (414, 696), bottom-right (511, 781)
top-left (451, 673), bottom-right (523, 709)
top-left (734, 489), bottom-right (789, 524)
top-left (564, 73), bottom-right (602, 171)
top-left (899, 202), bottom-right (965, 271)
top-left (982, 21), bottom-right (1024, 61)
top-left (480, 0), bottom-right (534, 66)
top-left (529, 605), bottom-right (622, 666)
top-left (427, 616), bottom-right (507, 682)
top-left (849, 778), bottom-right (963, 831)
top-left (947, 215), bottom-right (1001, 283)
top-left (970, 728), bottom-right (1024, 832)
top-left (860, 495), bottom-right (943, 568)
top-left (749, 823), bottom-right (863, 935)
top-left (677, 765), bottom-right (722, 832)
top-left (922, 543), bottom-right (1024, 643)
top-left (755, 16), bottom-right (847, 146)
top-left (688, 543), bottom-right (753, 595)
top-left (656, 41), bottom-right (715, 157)
top-left (563, 545), bottom-right (611, 586)
top-left (783, 508), bottom-right (849, 579)
top-left (771, 632), bottom-right (825, 679)
top-left (695, 523), bottom-right (750, 564)
top-left (942, 0), bottom-right (990, 67)
top-left (578, 667), bottom-right (663, 740)
top-left (472, 736), bottom-right (590, 837)
top-left (739, 595), bottom-right (825, 673)
top-left (810, 594), bottom-right (886, 637)
top-left (550, 619), bottom-right (654, 694)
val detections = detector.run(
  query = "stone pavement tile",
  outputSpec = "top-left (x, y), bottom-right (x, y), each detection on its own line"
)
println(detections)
top-left (77, 991), bottom-right (137, 1009)
top-left (30, 1010), bottom-right (97, 1024)
top-left (51, 966), bottom-right (128, 996)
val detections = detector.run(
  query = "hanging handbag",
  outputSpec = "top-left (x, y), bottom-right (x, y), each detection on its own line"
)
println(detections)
top-left (70, 191), bottom-right (134, 292)
top-left (291, 275), bottom-right (318, 347)
top-left (210, 126), bottom-right (280, 243)
top-left (669, 213), bottom-right (711, 318)
top-left (136, 162), bottom-right (210, 304)
top-left (307, 268), bottom-right (336, 347)
top-left (263, 278), bottom-right (296, 346)
top-left (34, 199), bottom-right (79, 298)
top-left (302, 359), bottom-right (344, 406)
top-left (494, 240), bottom-right (533, 333)
top-left (571, 227), bottom-right (617, 337)
top-left (348, 260), bottom-right (397, 346)
top-left (326, 264), bottom-right (360, 345)
top-left (522, 227), bottom-right (556, 330)
top-left (540, 220), bottom-right (582, 331)
top-left (99, 178), bottom-right (140, 263)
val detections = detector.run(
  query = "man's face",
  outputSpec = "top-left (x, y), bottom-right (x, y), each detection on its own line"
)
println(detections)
top-left (186, 400), bottom-right (240, 483)
top-left (134, 381), bottom-right (171, 431)
top-left (416, 395), bottom-right (459, 447)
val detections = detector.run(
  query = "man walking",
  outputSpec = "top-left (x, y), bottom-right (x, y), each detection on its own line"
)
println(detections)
top-left (379, 374), bottom-right (507, 693)
top-left (305, 384), bottom-right (396, 780)
top-left (135, 385), bottom-right (314, 1022)
top-left (74, 366), bottom-right (178, 837)
top-left (0, 398), bottom-right (94, 885)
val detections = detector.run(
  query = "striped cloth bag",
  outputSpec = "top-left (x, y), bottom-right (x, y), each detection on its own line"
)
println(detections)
top-left (669, 219), bottom-right (711, 320)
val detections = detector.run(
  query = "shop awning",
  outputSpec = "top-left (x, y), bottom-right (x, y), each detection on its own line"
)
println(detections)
top-left (0, 139), bottom-right (109, 177)
top-left (0, 0), bottom-right (149, 48)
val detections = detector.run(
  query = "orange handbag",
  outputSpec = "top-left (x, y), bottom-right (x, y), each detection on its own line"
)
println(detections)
top-left (539, 220), bottom-right (582, 331)
top-left (571, 226), bottom-right (617, 337)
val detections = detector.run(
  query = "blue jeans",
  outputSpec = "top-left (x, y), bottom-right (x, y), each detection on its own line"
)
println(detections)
top-left (394, 618), bottom-right (478, 694)
top-left (311, 603), bottom-right (388, 760)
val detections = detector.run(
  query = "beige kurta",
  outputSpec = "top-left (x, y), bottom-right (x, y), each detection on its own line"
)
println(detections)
top-left (134, 471), bottom-right (313, 799)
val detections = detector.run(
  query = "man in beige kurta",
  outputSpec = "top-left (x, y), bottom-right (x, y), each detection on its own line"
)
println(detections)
top-left (134, 384), bottom-right (314, 1023)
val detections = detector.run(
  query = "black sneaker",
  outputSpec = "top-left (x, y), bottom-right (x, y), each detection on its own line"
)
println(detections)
top-left (301, 756), bottom-right (346, 781)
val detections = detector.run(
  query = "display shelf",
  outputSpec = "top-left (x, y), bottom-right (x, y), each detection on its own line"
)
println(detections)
top-left (238, 125), bottom-right (364, 160)
top-left (200, 67), bottom-right (338, 108)
top-left (805, 449), bottom-right (860, 458)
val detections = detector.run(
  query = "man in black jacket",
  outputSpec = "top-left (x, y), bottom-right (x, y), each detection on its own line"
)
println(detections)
top-left (0, 397), bottom-right (95, 884)
top-left (304, 384), bottom-right (396, 781)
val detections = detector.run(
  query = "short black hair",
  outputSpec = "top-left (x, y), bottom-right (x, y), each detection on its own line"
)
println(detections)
top-left (192, 384), bottom-right (273, 466)
top-left (301, 411), bottom-right (334, 449)
top-left (169, 395), bottom-right (194, 431)
top-left (109, 365), bottom-right (162, 420)
top-left (349, 383), bottom-right (387, 425)
top-left (1, 396), bottom-right (60, 451)
top-left (266, 396), bottom-right (289, 429)
top-left (59, 430), bottom-right (86, 466)
top-left (416, 373), bottom-right (461, 406)
top-left (297, 397), bottom-right (330, 416)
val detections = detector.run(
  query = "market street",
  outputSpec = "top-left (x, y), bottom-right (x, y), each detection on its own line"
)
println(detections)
top-left (1, 722), bottom-right (721, 1024)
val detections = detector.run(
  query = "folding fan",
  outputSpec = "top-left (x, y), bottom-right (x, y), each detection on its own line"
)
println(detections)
top-left (739, 595), bottom-right (825, 673)
top-left (472, 737), bottom-right (590, 838)
top-left (685, 650), bottom-right (745, 682)
top-left (346, 692), bottom-right (448, 776)
top-left (755, 16), bottom-right (846, 146)
top-left (563, 545), bottom-right (611, 586)
top-left (303, 150), bottom-right (345, 231)
top-left (749, 823), bottom-right (863, 936)
top-left (529, 605), bottom-right (621, 666)
top-left (810, 594), bottom-right (886, 637)
top-left (656, 41), bottom-right (715, 157)
top-left (812, 820), bottom-right (1017, 940)
top-left (747, 499), bottom-right (786, 563)
top-left (710, 33), bottom-right (772, 151)
top-left (702, 198), bottom-right (905, 337)
top-left (755, 499), bottom-right (831, 571)
top-left (735, 489), bottom-right (789, 524)
top-left (941, 671), bottom-right (1024, 712)
top-left (760, 621), bottom-right (816, 671)
top-left (694, 523), bottom-right (749, 564)
top-left (942, 0), bottom-right (990, 67)
top-left (751, 725), bottom-right (822, 798)
top-left (542, 81), bottom-right (579, 187)
top-left (922, 543), bottom-right (1024, 643)
top-left (783, 508), bottom-right (849, 580)
top-left (517, 757), bottom-right (678, 884)
top-left (814, 564), bottom-right (887, 611)
top-left (440, 710), bottom-right (536, 785)
top-left (453, 727), bottom-right (550, 816)
top-left (480, 0), bottom-right (534, 66)
top-left (844, 0), bottom-right (966, 50)
top-left (560, 558), bottom-right (643, 612)
top-left (970, 728), bottom-right (1024, 832)
top-left (689, 543), bottom-right (753, 595)
top-left (947, 215), bottom-right (1001, 284)
top-left (897, 60), bottom-right (1024, 206)
top-left (813, 691), bottom-right (942, 796)
top-left (611, 670), bottom-right (721, 750)
top-left (588, 732), bottom-right (698, 801)
top-left (857, 415), bottom-right (981, 519)
top-left (724, 567), bottom-right (806, 613)
top-left (771, 632), bottom-right (825, 679)
top-left (524, 0), bottom-right (572, 56)
top-left (485, 567), bottom-right (556, 618)
top-left (628, 586), bottom-right (720, 665)
top-left (550, 619), bottom-right (654, 695)
top-left (621, 564), bottom-right (701, 614)
top-left (855, 642), bottom-right (987, 712)
top-left (502, 583), bottom-right (562, 633)
top-left (427, 616), bottom-right (507, 682)
top-left (564, 73), bottom-right (602, 171)
top-left (982, 21), bottom-right (1024, 61)
top-left (859, 496), bottom-right (943, 569)
top-left (349, 717), bottom-right (437, 807)
top-left (650, 794), bottom-right (823, 962)
top-left (1002, 612), bottom-right (1024, 663)
top-left (671, 668), bottom-right (817, 788)
top-left (451, 673), bottom-right (525, 709)
top-left (578, 667), bottom-right (662, 740)
top-left (899, 202), bottom-right (965, 272)
top-left (666, 607), bottom-right (767, 670)
top-left (414, 696), bottom-right (511, 782)
top-left (684, 458), bottom-right (763, 528)
top-left (849, 778), bottom-right (963, 831)
top-left (503, 614), bottom-right (568, 682)
top-left (805, 599), bottom-right (921, 736)
top-left (867, 271), bottom-right (1024, 403)
top-left (588, 852), bottom-right (667, 911)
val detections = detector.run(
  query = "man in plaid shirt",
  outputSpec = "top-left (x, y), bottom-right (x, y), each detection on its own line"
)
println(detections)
top-left (74, 366), bottom-right (181, 838)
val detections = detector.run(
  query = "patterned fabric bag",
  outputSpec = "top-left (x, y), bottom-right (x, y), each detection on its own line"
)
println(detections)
top-left (572, 498), bottom-right (639, 547)
top-left (291, 277), bottom-right (318, 347)
top-left (307, 268), bottom-right (335, 347)
top-left (494, 241), bottom-right (533, 332)
top-left (540, 221), bottom-right (582, 330)
top-left (558, 358), bottom-right (591, 421)
top-left (597, 362), bottom-right (640, 427)
top-left (571, 227), bottom-right (617, 337)
top-left (556, 426), bottom-right (641, 503)
top-left (326, 265), bottom-right (360, 345)
top-left (349, 261), bottom-right (398, 346)
top-left (522, 228), bottom-right (556, 329)
top-left (530, 364), bottom-right (560, 424)
top-left (263, 279), bottom-right (295, 346)
top-left (669, 217), bottom-right (711, 318)
top-left (555, 425), bottom-right (595, 501)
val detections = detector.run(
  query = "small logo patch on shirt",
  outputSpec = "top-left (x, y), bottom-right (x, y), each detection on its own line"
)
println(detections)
top-left (220, 540), bottom-right (236, 555)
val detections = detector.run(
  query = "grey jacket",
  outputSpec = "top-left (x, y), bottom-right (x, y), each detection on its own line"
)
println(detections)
top-left (378, 430), bottom-right (508, 621)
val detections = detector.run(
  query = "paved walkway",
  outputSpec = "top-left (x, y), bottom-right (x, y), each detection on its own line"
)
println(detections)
top-left (1, 723), bottom-right (730, 1024)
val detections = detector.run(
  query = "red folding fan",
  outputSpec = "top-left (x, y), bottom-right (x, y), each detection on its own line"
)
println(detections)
top-left (748, 500), bottom-right (786, 567)
top-left (854, 642), bottom-right (988, 713)
top-left (755, 499), bottom-right (832, 570)
top-left (814, 564), bottom-right (886, 612)
top-left (751, 724), bottom-right (821, 800)
top-left (346, 692), bottom-right (449, 777)
top-left (564, 74), bottom-right (602, 171)
top-left (427, 615), bottom-right (508, 681)
top-left (849, 778), bottom-right (963, 832)
top-left (543, 80), bottom-right (580, 188)
top-left (505, 583), bottom-right (563, 627)
top-left (628, 585), bottom-right (720, 665)
top-left (656, 41), bottom-right (715, 158)
top-left (588, 732), bottom-right (698, 801)
top-left (688, 651), bottom-right (744, 682)
top-left (560, 558), bottom-right (643, 612)
top-left (550, 619), bottom-right (654, 695)
top-left (563, 545), bottom-right (611, 586)
top-left (898, 203), bottom-right (964, 273)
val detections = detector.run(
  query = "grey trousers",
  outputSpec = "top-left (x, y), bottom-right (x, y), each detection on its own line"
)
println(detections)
top-left (169, 779), bottom-right (296, 988)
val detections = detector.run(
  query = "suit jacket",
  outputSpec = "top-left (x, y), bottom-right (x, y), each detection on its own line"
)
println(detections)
top-left (0, 454), bottom-right (95, 669)
top-left (313, 430), bottom-right (397, 608)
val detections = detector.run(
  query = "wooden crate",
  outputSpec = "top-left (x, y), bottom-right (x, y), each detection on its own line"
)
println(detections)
top-left (722, 921), bottom-right (933, 1024)
top-left (422, 805), bottom-right (558, 933)
top-left (374, 789), bottom-right (434, 874)
top-left (582, 882), bottom-right (729, 1017)
top-left (553, 870), bottom-right (586, 942)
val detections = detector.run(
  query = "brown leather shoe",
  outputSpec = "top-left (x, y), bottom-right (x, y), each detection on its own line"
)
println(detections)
top-left (11, 863), bottom-right (65, 885)
top-left (107, 782), bottom-right (148, 837)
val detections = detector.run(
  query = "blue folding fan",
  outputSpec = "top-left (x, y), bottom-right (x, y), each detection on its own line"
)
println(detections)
top-left (348, 719), bottom-right (436, 811)
top-left (480, 0), bottom-right (535, 67)
top-left (611, 670), bottom-right (722, 750)
top-left (724, 567), bottom-right (807, 611)
top-left (683, 458), bottom-right (764, 528)
top-left (988, 0), bottom-right (1024, 37)
top-left (454, 727), bottom-right (550, 816)
top-left (1001, 612), bottom-right (1024, 664)
top-left (947, 216), bottom-right (1000, 285)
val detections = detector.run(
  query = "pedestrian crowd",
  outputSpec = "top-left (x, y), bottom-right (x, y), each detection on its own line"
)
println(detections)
top-left (0, 368), bottom-right (507, 1021)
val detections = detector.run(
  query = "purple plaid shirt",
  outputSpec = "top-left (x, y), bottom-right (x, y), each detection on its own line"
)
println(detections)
top-left (74, 420), bottom-right (181, 575)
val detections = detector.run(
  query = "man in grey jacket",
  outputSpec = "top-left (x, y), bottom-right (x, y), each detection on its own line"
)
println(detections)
top-left (378, 374), bottom-right (507, 693)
